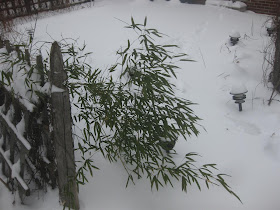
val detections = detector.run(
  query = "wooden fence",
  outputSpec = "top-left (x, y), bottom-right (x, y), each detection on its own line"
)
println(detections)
top-left (0, 40), bottom-right (79, 209)
top-left (0, 0), bottom-right (92, 20)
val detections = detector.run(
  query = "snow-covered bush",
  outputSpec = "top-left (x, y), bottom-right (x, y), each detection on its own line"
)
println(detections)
top-left (67, 17), bottom-right (241, 202)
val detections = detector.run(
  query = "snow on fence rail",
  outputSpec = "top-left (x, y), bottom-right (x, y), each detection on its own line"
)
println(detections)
top-left (0, 39), bottom-right (79, 209)
top-left (0, 0), bottom-right (92, 20)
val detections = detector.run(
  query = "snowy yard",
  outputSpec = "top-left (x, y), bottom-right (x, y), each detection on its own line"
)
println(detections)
top-left (1, 0), bottom-right (280, 209)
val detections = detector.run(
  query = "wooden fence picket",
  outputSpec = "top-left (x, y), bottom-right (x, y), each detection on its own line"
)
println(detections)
top-left (4, 40), bottom-right (12, 53)
top-left (0, 40), bottom-right (79, 208)
top-left (0, 0), bottom-right (92, 20)
top-left (50, 41), bottom-right (79, 210)
top-left (0, 38), bottom-right (3, 48)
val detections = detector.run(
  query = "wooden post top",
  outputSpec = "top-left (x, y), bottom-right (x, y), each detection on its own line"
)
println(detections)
top-left (50, 42), bottom-right (67, 89)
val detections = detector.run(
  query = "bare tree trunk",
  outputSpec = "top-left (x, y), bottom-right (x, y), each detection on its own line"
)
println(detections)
top-left (271, 5), bottom-right (280, 92)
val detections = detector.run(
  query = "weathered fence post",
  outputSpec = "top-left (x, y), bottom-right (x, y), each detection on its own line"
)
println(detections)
top-left (49, 41), bottom-right (79, 209)
top-left (1, 93), bottom-right (11, 178)
top-left (24, 0), bottom-right (32, 14)
top-left (0, 37), bottom-right (3, 48)
top-left (0, 87), bottom-right (5, 176)
top-left (4, 40), bottom-right (12, 53)
top-left (15, 46), bottom-right (21, 58)
top-left (24, 49), bottom-right (31, 66)
top-left (36, 55), bottom-right (45, 86)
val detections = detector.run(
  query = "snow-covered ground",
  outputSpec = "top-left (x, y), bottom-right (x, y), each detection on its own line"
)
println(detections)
top-left (1, 0), bottom-right (280, 209)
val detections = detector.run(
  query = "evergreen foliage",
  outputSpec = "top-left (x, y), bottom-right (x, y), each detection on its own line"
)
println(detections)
top-left (65, 17), bottom-right (240, 202)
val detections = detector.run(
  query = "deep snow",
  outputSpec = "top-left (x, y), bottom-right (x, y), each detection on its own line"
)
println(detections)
top-left (1, 0), bottom-right (280, 210)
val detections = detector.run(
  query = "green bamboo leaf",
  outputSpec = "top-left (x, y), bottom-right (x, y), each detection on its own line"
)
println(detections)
top-left (163, 45), bottom-right (178, 48)
top-left (182, 176), bottom-right (187, 192)
top-left (131, 16), bottom-right (135, 26)
top-left (180, 59), bottom-right (196, 62)
top-left (144, 16), bottom-right (147, 26)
